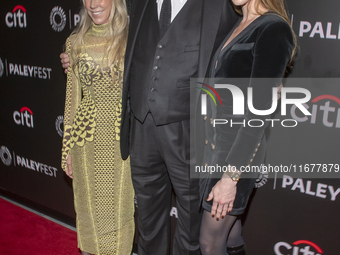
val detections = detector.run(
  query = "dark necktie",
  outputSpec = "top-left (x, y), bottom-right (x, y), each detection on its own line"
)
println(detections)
top-left (159, 0), bottom-right (172, 38)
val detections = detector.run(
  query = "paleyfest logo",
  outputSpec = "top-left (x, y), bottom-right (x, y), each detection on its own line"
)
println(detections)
top-left (198, 82), bottom-right (311, 128)
top-left (50, 6), bottom-right (80, 32)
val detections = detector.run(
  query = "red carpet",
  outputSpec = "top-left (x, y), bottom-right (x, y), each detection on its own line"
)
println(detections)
top-left (0, 198), bottom-right (80, 255)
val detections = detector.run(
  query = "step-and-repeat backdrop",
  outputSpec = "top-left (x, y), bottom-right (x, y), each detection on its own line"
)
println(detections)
top-left (0, 1), bottom-right (339, 254)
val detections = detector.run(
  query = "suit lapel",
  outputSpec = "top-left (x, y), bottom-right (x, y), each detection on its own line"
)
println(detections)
top-left (123, 0), bottom-right (150, 84)
top-left (198, 0), bottom-right (224, 78)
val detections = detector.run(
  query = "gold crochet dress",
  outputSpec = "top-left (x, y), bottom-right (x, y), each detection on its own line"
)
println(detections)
top-left (61, 22), bottom-right (134, 255)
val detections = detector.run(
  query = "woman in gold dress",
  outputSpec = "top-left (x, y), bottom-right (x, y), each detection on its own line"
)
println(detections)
top-left (61, 0), bottom-right (134, 254)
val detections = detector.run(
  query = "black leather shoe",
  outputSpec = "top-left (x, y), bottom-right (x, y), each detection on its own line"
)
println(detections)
top-left (227, 244), bottom-right (246, 255)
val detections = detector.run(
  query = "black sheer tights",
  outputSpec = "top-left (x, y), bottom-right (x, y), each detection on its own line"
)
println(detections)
top-left (199, 210), bottom-right (244, 255)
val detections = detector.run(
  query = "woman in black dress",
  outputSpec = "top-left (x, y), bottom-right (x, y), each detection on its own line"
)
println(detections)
top-left (199, 0), bottom-right (296, 254)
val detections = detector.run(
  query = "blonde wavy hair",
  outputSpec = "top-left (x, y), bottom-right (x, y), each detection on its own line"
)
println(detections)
top-left (233, 0), bottom-right (297, 64)
top-left (69, 0), bottom-right (128, 72)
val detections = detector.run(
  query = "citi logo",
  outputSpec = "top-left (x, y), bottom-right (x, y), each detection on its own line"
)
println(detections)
top-left (5, 5), bottom-right (27, 28)
top-left (274, 240), bottom-right (323, 255)
top-left (13, 107), bottom-right (34, 128)
top-left (291, 95), bottom-right (340, 128)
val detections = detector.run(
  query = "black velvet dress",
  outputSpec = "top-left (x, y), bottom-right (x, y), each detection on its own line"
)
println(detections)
top-left (200, 13), bottom-right (294, 215)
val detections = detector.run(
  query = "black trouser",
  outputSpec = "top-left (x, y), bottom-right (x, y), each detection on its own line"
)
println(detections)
top-left (130, 113), bottom-right (201, 255)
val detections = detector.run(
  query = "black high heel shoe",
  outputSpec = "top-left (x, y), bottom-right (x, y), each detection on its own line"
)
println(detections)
top-left (227, 244), bottom-right (246, 255)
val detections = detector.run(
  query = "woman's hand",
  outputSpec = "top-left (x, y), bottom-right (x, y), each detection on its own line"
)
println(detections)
top-left (207, 173), bottom-right (237, 220)
top-left (65, 154), bottom-right (73, 179)
top-left (60, 53), bottom-right (70, 74)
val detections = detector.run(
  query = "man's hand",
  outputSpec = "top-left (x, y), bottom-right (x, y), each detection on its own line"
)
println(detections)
top-left (60, 53), bottom-right (70, 74)
top-left (65, 154), bottom-right (73, 179)
top-left (207, 173), bottom-right (237, 220)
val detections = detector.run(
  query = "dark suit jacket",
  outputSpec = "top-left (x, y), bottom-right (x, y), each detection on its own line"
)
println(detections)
top-left (120, 0), bottom-right (239, 159)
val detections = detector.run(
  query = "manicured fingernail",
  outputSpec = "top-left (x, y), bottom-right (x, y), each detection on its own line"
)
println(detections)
top-left (212, 214), bottom-right (215, 218)
top-left (228, 210), bottom-right (231, 213)
top-left (216, 218), bottom-right (219, 221)
top-left (222, 216), bottom-right (224, 219)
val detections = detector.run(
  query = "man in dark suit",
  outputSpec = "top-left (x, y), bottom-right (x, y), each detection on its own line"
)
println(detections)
top-left (61, 0), bottom-right (238, 254)
top-left (121, 1), bottom-right (238, 254)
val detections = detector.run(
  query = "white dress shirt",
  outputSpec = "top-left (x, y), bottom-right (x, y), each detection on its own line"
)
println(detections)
top-left (156, 0), bottom-right (188, 22)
